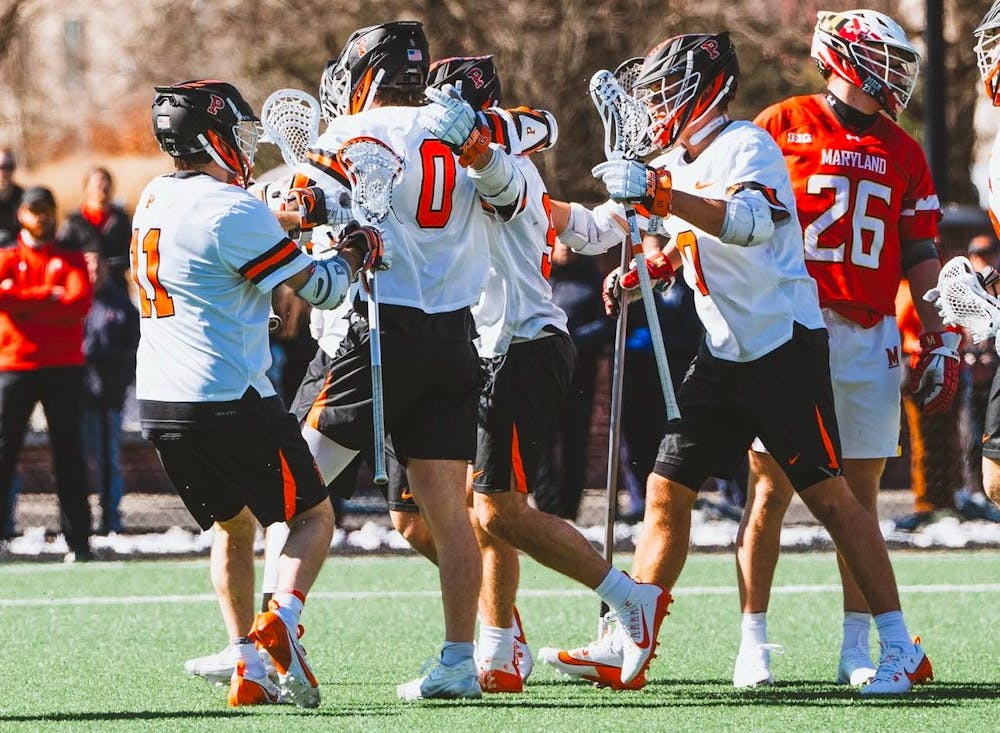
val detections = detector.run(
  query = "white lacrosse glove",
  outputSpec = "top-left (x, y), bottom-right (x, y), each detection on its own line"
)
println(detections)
top-left (592, 159), bottom-right (673, 215)
top-left (421, 84), bottom-right (478, 149)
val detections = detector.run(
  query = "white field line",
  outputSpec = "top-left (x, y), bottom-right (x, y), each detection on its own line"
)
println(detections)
top-left (3, 583), bottom-right (1000, 608)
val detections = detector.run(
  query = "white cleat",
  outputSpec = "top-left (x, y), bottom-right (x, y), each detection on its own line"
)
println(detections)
top-left (860, 639), bottom-right (933, 696)
top-left (185, 645), bottom-right (275, 685)
top-left (611, 582), bottom-right (671, 685)
top-left (249, 604), bottom-right (320, 709)
top-left (538, 619), bottom-right (646, 690)
top-left (397, 657), bottom-right (482, 701)
top-left (512, 606), bottom-right (533, 682)
top-left (733, 643), bottom-right (783, 689)
top-left (837, 645), bottom-right (877, 686)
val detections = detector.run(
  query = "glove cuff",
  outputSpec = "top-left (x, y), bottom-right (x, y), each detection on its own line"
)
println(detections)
top-left (919, 330), bottom-right (961, 350)
top-left (645, 168), bottom-right (672, 218)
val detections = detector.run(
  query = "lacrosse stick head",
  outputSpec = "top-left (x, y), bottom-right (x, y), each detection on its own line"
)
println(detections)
top-left (335, 136), bottom-right (404, 224)
top-left (260, 89), bottom-right (321, 167)
top-left (589, 69), bottom-right (652, 161)
top-left (633, 33), bottom-right (739, 150)
top-left (934, 256), bottom-right (1000, 343)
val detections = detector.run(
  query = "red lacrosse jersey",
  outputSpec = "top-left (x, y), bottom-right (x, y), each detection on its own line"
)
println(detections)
top-left (755, 94), bottom-right (940, 327)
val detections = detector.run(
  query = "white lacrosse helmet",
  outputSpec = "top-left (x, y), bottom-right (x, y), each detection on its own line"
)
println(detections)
top-left (975, 1), bottom-right (1000, 106)
top-left (811, 9), bottom-right (920, 119)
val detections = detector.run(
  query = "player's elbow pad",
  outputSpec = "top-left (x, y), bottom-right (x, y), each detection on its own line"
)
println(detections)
top-left (558, 201), bottom-right (627, 255)
top-left (296, 257), bottom-right (352, 311)
top-left (718, 189), bottom-right (775, 247)
top-left (469, 147), bottom-right (526, 220)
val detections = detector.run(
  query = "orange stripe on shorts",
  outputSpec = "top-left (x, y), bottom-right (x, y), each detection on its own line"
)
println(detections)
top-left (814, 405), bottom-right (840, 471)
top-left (511, 425), bottom-right (528, 494)
top-left (279, 449), bottom-right (296, 520)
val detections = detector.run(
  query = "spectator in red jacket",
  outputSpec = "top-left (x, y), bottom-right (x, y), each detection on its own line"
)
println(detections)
top-left (0, 186), bottom-right (94, 560)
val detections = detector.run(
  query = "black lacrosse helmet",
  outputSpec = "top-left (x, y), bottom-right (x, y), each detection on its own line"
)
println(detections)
top-left (320, 20), bottom-right (430, 119)
top-left (633, 32), bottom-right (740, 150)
top-left (152, 80), bottom-right (260, 188)
top-left (427, 55), bottom-right (502, 109)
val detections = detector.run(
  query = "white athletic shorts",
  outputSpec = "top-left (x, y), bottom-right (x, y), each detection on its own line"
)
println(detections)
top-left (753, 309), bottom-right (903, 459)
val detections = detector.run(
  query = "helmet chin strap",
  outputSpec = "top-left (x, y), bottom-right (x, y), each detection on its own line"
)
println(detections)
top-left (687, 112), bottom-right (730, 147)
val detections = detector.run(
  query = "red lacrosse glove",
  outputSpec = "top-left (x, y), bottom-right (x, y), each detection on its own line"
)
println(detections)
top-left (601, 252), bottom-right (675, 318)
top-left (909, 329), bottom-right (961, 414)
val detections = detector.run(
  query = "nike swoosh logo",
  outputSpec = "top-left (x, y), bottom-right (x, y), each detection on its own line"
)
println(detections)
top-left (694, 181), bottom-right (714, 190)
top-left (399, 488), bottom-right (413, 501)
top-left (788, 453), bottom-right (800, 465)
top-left (984, 433), bottom-right (991, 445)
top-left (635, 607), bottom-right (652, 649)
top-left (471, 469), bottom-right (485, 480)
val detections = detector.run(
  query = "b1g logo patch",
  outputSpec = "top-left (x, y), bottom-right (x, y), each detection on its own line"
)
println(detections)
top-left (787, 132), bottom-right (812, 144)
top-left (207, 94), bottom-right (225, 115)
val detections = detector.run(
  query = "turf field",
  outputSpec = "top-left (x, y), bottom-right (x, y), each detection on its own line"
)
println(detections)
top-left (2, 550), bottom-right (998, 732)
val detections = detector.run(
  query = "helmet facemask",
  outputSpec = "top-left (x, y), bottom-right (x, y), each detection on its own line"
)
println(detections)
top-left (202, 101), bottom-right (259, 188)
top-left (975, 3), bottom-right (1000, 105)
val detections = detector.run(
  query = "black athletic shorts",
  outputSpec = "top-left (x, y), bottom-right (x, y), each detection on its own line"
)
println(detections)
top-left (473, 330), bottom-right (574, 494)
top-left (654, 323), bottom-right (843, 492)
top-left (289, 303), bottom-right (480, 463)
top-left (981, 367), bottom-right (1000, 459)
top-left (144, 389), bottom-right (328, 530)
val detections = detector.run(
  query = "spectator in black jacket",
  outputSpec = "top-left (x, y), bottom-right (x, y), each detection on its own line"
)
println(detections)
top-left (58, 167), bottom-right (132, 280)
top-left (0, 149), bottom-right (23, 247)
top-left (81, 254), bottom-right (139, 534)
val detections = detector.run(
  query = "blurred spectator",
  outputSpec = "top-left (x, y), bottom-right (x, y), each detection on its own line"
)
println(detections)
top-left (957, 234), bottom-right (1000, 522)
top-left (534, 240), bottom-right (613, 520)
top-left (0, 149), bottom-right (23, 247)
top-left (0, 187), bottom-right (94, 559)
top-left (81, 254), bottom-right (139, 534)
top-left (59, 166), bottom-right (137, 535)
top-left (58, 167), bottom-right (132, 281)
top-left (894, 280), bottom-right (964, 531)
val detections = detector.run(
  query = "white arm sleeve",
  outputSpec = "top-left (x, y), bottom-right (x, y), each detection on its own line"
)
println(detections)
top-left (718, 187), bottom-right (775, 247)
top-left (468, 145), bottom-right (526, 218)
top-left (557, 201), bottom-right (627, 255)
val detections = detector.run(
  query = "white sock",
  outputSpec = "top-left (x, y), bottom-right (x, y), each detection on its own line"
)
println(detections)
top-left (874, 610), bottom-right (911, 648)
top-left (841, 611), bottom-right (872, 655)
top-left (273, 590), bottom-right (305, 627)
top-left (477, 624), bottom-right (514, 662)
top-left (740, 612), bottom-right (768, 650)
top-left (594, 567), bottom-right (634, 610)
top-left (234, 641), bottom-right (266, 677)
top-left (262, 522), bottom-right (290, 596)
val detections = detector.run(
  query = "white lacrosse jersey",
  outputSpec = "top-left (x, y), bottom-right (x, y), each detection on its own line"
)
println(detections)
top-left (131, 172), bottom-right (315, 402)
top-left (649, 120), bottom-right (824, 362)
top-left (303, 105), bottom-right (494, 313)
top-left (475, 155), bottom-right (568, 357)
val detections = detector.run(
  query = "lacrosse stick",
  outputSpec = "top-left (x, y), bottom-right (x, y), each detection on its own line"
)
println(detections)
top-left (927, 256), bottom-right (1000, 344)
top-left (260, 89), bottom-right (321, 332)
top-left (335, 136), bottom-right (404, 486)
top-left (590, 68), bottom-right (679, 638)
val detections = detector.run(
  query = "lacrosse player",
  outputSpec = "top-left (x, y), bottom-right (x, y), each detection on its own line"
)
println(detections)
top-left (293, 20), bottom-right (532, 701)
top-left (961, 1), bottom-right (1000, 513)
top-left (730, 9), bottom-right (951, 689)
top-left (539, 32), bottom-right (931, 696)
top-left (134, 80), bottom-right (380, 708)
top-left (420, 55), bottom-right (667, 694)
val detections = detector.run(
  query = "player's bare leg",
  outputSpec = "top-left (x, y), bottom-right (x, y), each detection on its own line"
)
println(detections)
top-left (407, 457), bottom-right (481, 644)
top-left (984, 456), bottom-right (1000, 508)
top-left (390, 509), bottom-right (437, 562)
top-left (211, 507), bottom-right (259, 639)
top-left (276, 499), bottom-right (334, 595)
top-left (733, 452), bottom-right (793, 687)
top-left (472, 500), bottom-right (523, 692)
top-left (630, 474), bottom-right (697, 587)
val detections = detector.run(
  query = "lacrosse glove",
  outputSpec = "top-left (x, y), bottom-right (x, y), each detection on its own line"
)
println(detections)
top-left (909, 329), bottom-right (961, 414)
top-left (602, 251), bottom-right (675, 318)
top-left (592, 159), bottom-right (672, 217)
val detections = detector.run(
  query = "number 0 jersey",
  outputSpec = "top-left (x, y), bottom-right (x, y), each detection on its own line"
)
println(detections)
top-left (131, 172), bottom-right (313, 404)
top-left (475, 155), bottom-right (568, 358)
top-left (304, 105), bottom-right (501, 314)
top-left (755, 94), bottom-right (941, 327)
top-left (647, 120), bottom-right (824, 362)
